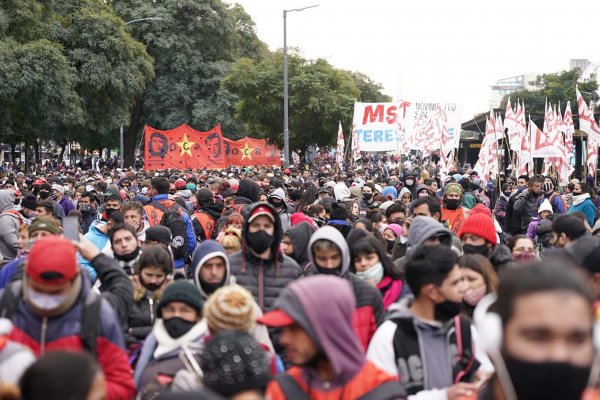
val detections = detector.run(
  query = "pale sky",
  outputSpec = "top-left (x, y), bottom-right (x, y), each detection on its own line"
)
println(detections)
top-left (228, 0), bottom-right (600, 120)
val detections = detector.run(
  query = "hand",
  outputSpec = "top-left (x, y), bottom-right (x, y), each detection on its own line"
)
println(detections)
top-left (402, 216), bottom-right (413, 238)
top-left (447, 382), bottom-right (479, 400)
top-left (73, 234), bottom-right (100, 261)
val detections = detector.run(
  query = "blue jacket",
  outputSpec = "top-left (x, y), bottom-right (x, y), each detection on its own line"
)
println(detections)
top-left (76, 220), bottom-right (109, 282)
top-left (568, 194), bottom-right (596, 227)
top-left (145, 194), bottom-right (196, 269)
top-left (540, 192), bottom-right (566, 214)
top-left (0, 257), bottom-right (21, 289)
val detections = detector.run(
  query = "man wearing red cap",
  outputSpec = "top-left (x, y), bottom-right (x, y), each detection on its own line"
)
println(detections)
top-left (458, 213), bottom-right (515, 272)
top-left (261, 275), bottom-right (404, 399)
top-left (0, 236), bottom-right (135, 399)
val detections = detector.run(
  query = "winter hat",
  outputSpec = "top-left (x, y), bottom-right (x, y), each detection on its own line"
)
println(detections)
top-left (21, 195), bottom-right (37, 211)
top-left (174, 179), bottom-right (187, 190)
top-left (329, 202), bottom-right (349, 221)
top-left (203, 285), bottom-right (256, 334)
top-left (542, 182), bottom-right (554, 193)
top-left (29, 218), bottom-right (61, 236)
top-left (200, 331), bottom-right (272, 398)
top-left (145, 226), bottom-right (172, 245)
top-left (538, 199), bottom-right (553, 214)
top-left (196, 188), bottom-right (213, 207)
top-left (458, 213), bottom-right (497, 245)
top-left (27, 236), bottom-right (78, 284)
top-left (248, 205), bottom-right (275, 223)
top-left (444, 182), bottom-right (463, 196)
top-left (384, 223), bottom-right (403, 238)
top-left (466, 203), bottom-right (492, 218)
top-left (51, 184), bottom-right (64, 195)
top-left (156, 280), bottom-right (204, 318)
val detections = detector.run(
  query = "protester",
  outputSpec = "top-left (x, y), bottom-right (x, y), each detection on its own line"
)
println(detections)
top-left (507, 235), bottom-right (536, 264)
top-left (459, 213), bottom-right (515, 272)
top-left (511, 176), bottom-right (543, 235)
top-left (260, 275), bottom-right (405, 399)
top-left (122, 201), bottom-right (150, 242)
top-left (282, 222), bottom-right (315, 273)
top-left (492, 183), bottom-right (512, 227)
top-left (568, 181), bottom-right (597, 227)
top-left (549, 213), bottom-right (587, 248)
top-left (526, 198), bottom-right (552, 240)
top-left (458, 254), bottom-right (499, 316)
top-left (189, 240), bottom-right (232, 300)
top-left (0, 189), bottom-right (19, 265)
top-left (441, 182), bottom-right (465, 234)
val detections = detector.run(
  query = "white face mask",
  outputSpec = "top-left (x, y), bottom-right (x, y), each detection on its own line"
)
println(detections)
top-left (27, 287), bottom-right (69, 310)
top-left (105, 178), bottom-right (113, 184)
top-left (356, 262), bottom-right (384, 284)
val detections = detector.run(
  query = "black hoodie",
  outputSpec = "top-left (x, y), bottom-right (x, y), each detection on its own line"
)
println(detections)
top-left (229, 202), bottom-right (302, 311)
top-left (284, 222), bottom-right (315, 272)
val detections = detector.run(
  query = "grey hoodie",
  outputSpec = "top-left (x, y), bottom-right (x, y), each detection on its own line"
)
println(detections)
top-left (0, 190), bottom-right (19, 264)
top-left (269, 187), bottom-right (291, 231)
top-left (307, 226), bottom-right (351, 275)
top-left (406, 216), bottom-right (452, 257)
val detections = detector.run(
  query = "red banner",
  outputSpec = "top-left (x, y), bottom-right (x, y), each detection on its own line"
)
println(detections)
top-left (224, 137), bottom-right (282, 167)
top-left (144, 124), bottom-right (227, 170)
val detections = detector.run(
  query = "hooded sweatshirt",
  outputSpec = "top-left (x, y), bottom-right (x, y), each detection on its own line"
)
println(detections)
top-left (269, 188), bottom-right (291, 231)
top-left (190, 240), bottom-right (232, 300)
top-left (405, 216), bottom-right (452, 258)
top-left (284, 222), bottom-right (315, 272)
top-left (229, 202), bottom-right (302, 312)
top-left (307, 226), bottom-right (384, 350)
top-left (236, 179), bottom-right (261, 204)
top-left (334, 182), bottom-right (351, 201)
top-left (266, 276), bottom-right (402, 399)
top-left (398, 187), bottom-right (413, 204)
top-left (0, 189), bottom-right (19, 264)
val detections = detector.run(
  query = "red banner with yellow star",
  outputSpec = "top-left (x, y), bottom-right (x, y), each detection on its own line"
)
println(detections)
top-left (223, 137), bottom-right (282, 167)
top-left (144, 124), bottom-right (227, 170)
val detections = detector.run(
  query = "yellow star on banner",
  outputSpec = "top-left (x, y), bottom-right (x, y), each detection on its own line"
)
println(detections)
top-left (176, 134), bottom-right (195, 157)
top-left (241, 142), bottom-right (255, 160)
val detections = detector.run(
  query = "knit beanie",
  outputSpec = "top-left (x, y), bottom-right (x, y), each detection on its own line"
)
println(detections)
top-left (29, 218), bottom-right (61, 236)
top-left (538, 199), bottom-right (553, 214)
top-left (156, 280), bottom-right (204, 318)
top-left (384, 223), bottom-right (403, 238)
top-left (444, 182), bottom-right (463, 196)
top-left (329, 202), bottom-right (349, 221)
top-left (200, 331), bottom-right (272, 397)
top-left (203, 285), bottom-right (256, 334)
top-left (458, 213), bottom-right (497, 245)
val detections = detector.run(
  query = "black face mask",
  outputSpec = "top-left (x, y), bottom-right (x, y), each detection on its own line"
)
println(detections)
top-left (503, 352), bottom-right (591, 400)
top-left (445, 198), bottom-right (461, 210)
top-left (247, 229), bottom-right (274, 254)
top-left (386, 239), bottom-right (395, 252)
top-left (114, 246), bottom-right (140, 262)
top-left (315, 265), bottom-right (342, 276)
top-left (142, 281), bottom-right (163, 292)
top-left (270, 199), bottom-right (283, 209)
top-left (105, 207), bottom-right (117, 219)
top-left (312, 216), bottom-right (327, 227)
top-left (200, 279), bottom-right (224, 295)
top-left (434, 299), bottom-right (462, 322)
top-left (163, 317), bottom-right (195, 339)
top-left (463, 243), bottom-right (490, 257)
top-left (39, 190), bottom-right (50, 199)
top-left (363, 193), bottom-right (373, 201)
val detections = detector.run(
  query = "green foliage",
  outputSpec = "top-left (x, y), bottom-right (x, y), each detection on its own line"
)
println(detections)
top-left (224, 50), bottom-right (390, 154)
top-left (0, 0), bottom-right (155, 150)
top-left (500, 69), bottom-right (598, 115)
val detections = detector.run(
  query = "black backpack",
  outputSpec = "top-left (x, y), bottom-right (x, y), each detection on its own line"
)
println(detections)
top-left (151, 201), bottom-right (189, 260)
top-left (0, 280), bottom-right (102, 356)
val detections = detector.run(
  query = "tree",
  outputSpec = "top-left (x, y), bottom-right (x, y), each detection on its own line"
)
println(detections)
top-left (110, 0), bottom-right (267, 165)
top-left (0, 0), bottom-right (154, 161)
top-left (223, 50), bottom-right (390, 159)
top-left (500, 69), bottom-right (598, 115)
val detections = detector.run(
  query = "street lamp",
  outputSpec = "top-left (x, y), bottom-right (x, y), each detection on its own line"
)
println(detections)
top-left (119, 17), bottom-right (164, 169)
top-left (283, 5), bottom-right (318, 167)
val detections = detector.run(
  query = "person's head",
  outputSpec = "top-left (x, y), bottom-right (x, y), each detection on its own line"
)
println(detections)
top-left (458, 254), bottom-right (499, 307)
top-left (20, 195), bottom-right (37, 218)
top-left (28, 217), bottom-right (61, 241)
top-left (220, 227), bottom-right (242, 254)
top-left (191, 240), bottom-right (231, 299)
top-left (543, 176), bottom-right (557, 194)
top-left (308, 226), bottom-right (349, 277)
top-left (385, 202), bottom-right (406, 225)
top-left (550, 214), bottom-right (586, 248)
top-left (537, 199), bottom-right (553, 219)
top-left (143, 225), bottom-right (173, 254)
top-left (281, 234), bottom-right (294, 256)
top-left (104, 195), bottom-right (122, 213)
top-left (203, 285), bottom-right (256, 335)
top-left (400, 189), bottom-right (412, 205)
top-left (507, 235), bottom-right (535, 263)
top-left (135, 246), bottom-right (172, 292)
top-left (121, 201), bottom-right (144, 232)
top-left (258, 275), bottom-right (363, 379)
top-left (17, 223), bottom-right (30, 251)
top-left (517, 174), bottom-right (529, 189)
top-left (411, 196), bottom-right (442, 221)
top-left (425, 178), bottom-right (438, 192)
top-left (245, 204), bottom-right (278, 258)
top-left (200, 331), bottom-right (272, 399)
top-left (108, 223), bottom-right (140, 258)
top-left (35, 199), bottom-right (54, 219)
top-left (347, 200), bottom-right (360, 217)
top-left (528, 176), bottom-right (543, 195)
top-left (352, 218), bottom-right (373, 232)
top-left (149, 176), bottom-right (170, 196)
top-left (405, 245), bottom-right (467, 321)
top-left (361, 184), bottom-right (374, 201)
top-left (477, 262), bottom-right (595, 399)
top-left (24, 236), bottom-right (81, 318)
top-left (156, 280), bottom-right (204, 338)
top-left (350, 236), bottom-right (397, 284)
top-left (458, 213), bottom-right (497, 256)
top-left (226, 212), bottom-right (243, 230)
top-left (20, 351), bottom-right (105, 400)
top-left (78, 192), bottom-right (97, 209)
top-left (573, 181), bottom-right (592, 196)
top-left (443, 182), bottom-right (463, 210)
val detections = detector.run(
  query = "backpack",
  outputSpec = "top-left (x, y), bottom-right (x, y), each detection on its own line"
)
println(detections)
top-left (145, 201), bottom-right (188, 260)
top-left (192, 211), bottom-right (216, 241)
top-left (0, 280), bottom-right (102, 356)
top-left (275, 374), bottom-right (405, 400)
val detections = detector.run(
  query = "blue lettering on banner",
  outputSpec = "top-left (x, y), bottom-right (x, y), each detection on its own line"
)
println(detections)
top-left (385, 129), bottom-right (394, 142)
top-left (374, 130), bottom-right (383, 142)
top-left (363, 130), bottom-right (372, 142)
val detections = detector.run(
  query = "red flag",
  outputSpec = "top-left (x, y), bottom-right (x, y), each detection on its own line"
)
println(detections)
top-left (144, 124), bottom-right (226, 170)
top-left (223, 137), bottom-right (282, 167)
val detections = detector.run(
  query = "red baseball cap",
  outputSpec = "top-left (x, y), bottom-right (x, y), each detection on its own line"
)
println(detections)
top-left (26, 236), bottom-right (78, 284)
top-left (257, 309), bottom-right (295, 327)
top-left (248, 205), bottom-right (275, 224)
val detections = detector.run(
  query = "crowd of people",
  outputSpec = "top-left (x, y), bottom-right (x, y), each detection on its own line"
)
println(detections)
top-left (0, 160), bottom-right (599, 399)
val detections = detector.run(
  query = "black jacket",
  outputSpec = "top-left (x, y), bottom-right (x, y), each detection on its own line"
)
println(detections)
top-left (91, 254), bottom-right (133, 329)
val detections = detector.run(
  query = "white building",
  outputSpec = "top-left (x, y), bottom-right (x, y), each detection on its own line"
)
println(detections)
top-left (489, 74), bottom-right (537, 108)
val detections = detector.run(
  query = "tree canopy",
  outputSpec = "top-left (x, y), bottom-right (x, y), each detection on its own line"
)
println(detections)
top-left (223, 50), bottom-right (391, 157)
top-left (0, 0), bottom-right (154, 151)
top-left (501, 69), bottom-right (598, 115)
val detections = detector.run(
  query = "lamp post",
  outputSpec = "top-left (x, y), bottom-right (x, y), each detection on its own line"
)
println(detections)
top-left (283, 5), bottom-right (318, 167)
top-left (119, 17), bottom-right (164, 169)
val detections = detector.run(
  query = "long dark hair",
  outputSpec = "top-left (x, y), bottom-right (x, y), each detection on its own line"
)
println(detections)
top-left (296, 183), bottom-right (319, 212)
top-left (349, 235), bottom-right (401, 280)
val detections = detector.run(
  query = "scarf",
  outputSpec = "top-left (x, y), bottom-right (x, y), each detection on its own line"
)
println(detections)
top-left (573, 193), bottom-right (591, 206)
top-left (152, 319), bottom-right (207, 359)
top-left (377, 276), bottom-right (403, 310)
